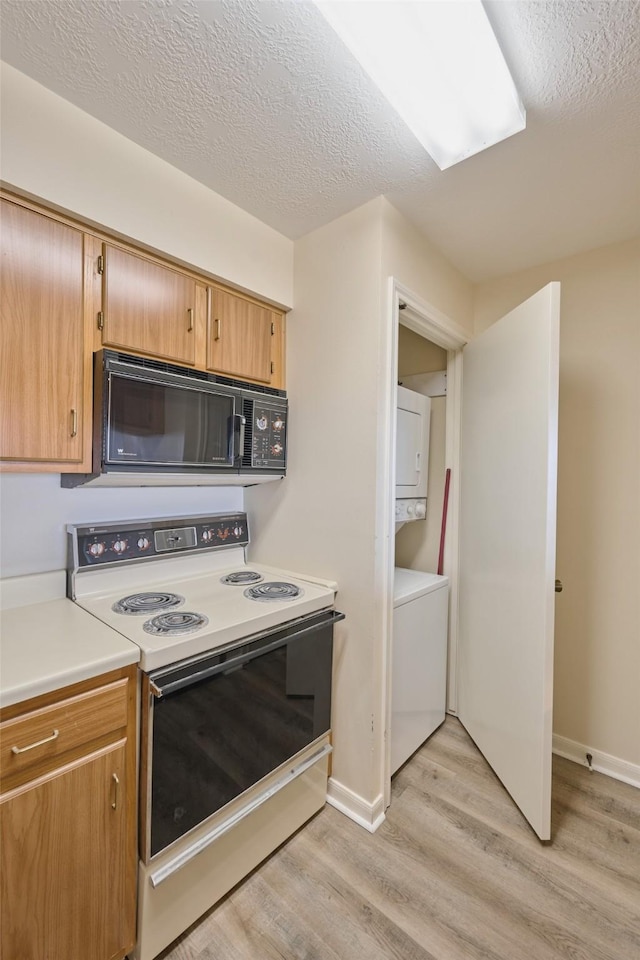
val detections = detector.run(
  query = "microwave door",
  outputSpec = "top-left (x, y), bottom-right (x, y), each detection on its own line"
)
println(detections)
top-left (106, 373), bottom-right (237, 469)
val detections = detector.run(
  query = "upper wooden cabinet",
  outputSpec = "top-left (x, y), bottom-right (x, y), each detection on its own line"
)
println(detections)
top-left (206, 287), bottom-right (283, 386)
top-left (101, 244), bottom-right (197, 365)
top-left (0, 199), bottom-right (89, 467)
top-left (0, 195), bottom-right (287, 471)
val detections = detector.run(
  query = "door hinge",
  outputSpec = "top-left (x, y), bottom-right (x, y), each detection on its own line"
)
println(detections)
top-left (271, 322), bottom-right (275, 335)
top-left (97, 254), bottom-right (104, 275)
top-left (97, 311), bottom-right (104, 330)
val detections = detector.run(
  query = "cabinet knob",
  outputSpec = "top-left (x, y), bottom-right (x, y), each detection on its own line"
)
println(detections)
top-left (555, 579), bottom-right (563, 593)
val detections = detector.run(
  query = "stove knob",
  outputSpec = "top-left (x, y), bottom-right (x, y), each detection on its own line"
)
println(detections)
top-left (395, 504), bottom-right (401, 518)
top-left (415, 502), bottom-right (426, 518)
top-left (407, 503), bottom-right (415, 516)
top-left (137, 537), bottom-right (150, 551)
top-left (88, 541), bottom-right (105, 558)
top-left (202, 529), bottom-right (214, 542)
top-left (233, 525), bottom-right (243, 537)
top-left (112, 539), bottom-right (128, 554)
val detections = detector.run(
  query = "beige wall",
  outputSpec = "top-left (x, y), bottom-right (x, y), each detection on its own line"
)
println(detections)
top-left (247, 198), bottom-right (385, 806)
top-left (397, 326), bottom-right (448, 375)
top-left (381, 197), bottom-right (474, 333)
top-left (474, 238), bottom-right (640, 766)
top-left (248, 198), bottom-right (474, 809)
top-left (0, 62), bottom-right (293, 306)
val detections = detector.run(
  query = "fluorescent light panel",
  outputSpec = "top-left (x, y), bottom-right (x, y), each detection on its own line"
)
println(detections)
top-left (313, 0), bottom-right (526, 169)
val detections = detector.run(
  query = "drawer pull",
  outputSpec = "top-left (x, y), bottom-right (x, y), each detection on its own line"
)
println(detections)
top-left (111, 772), bottom-right (120, 810)
top-left (11, 729), bottom-right (59, 754)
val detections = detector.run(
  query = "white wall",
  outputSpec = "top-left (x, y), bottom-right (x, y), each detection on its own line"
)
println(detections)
top-left (0, 63), bottom-right (293, 307)
top-left (0, 475), bottom-right (242, 578)
top-left (247, 197), bottom-right (473, 815)
top-left (474, 238), bottom-right (640, 768)
top-left (380, 198), bottom-right (474, 329)
top-left (247, 198), bottom-right (385, 812)
top-left (0, 62), bottom-right (295, 581)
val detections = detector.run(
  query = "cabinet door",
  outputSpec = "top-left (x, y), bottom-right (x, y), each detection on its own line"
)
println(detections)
top-left (207, 287), bottom-right (273, 383)
top-left (102, 244), bottom-right (196, 364)
top-left (0, 200), bottom-right (85, 463)
top-left (0, 741), bottom-right (133, 960)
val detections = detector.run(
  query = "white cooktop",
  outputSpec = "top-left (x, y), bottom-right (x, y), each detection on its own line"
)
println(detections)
top-left (73, 548), bottom-right (337, 672)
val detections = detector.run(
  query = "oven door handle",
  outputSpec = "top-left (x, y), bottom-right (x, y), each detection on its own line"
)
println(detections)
top-left (148, 742), bottom-right (333, 888)
top-left (149, 609), bottom-right (345, 698)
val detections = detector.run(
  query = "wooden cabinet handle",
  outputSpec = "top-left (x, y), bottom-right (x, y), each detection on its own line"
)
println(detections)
top-left (187, 308), bottom-right (194, 332)
top-left (11, 729), bottom-right (59, 754)
top-left (111, 772), bottom-right (120, 810)
top-left (214, 317), bottom-right (221, 341)
top-left (70, 408), bottom-right (78, 438)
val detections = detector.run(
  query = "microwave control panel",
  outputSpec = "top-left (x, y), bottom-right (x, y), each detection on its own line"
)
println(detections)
top-left (249, 399), bottom-right (287, 469)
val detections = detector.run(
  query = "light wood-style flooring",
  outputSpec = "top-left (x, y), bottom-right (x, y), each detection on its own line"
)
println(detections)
top-left (160, 717), bottom-right (640, 960)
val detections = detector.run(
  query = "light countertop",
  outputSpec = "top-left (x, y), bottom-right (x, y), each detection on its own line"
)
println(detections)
top-left (1, 571), bottom-right (139, 709)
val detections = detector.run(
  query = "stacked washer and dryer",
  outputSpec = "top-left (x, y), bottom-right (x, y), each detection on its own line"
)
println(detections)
top-left (392, 386), bottom-right (449, 775)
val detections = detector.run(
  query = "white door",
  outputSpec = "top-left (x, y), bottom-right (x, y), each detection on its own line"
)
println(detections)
top-left (458, 283), bottom-right (560, 840)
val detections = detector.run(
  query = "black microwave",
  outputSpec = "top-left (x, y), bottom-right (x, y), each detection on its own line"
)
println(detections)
top-left (61, 351), bottom-right (287, 488)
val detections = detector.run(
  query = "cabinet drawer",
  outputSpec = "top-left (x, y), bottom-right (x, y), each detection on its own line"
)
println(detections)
top-left (1, 678), bottom-right (129, 786)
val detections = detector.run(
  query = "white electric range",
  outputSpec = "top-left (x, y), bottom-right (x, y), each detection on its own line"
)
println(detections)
top-left (68, 514), bottom-right (337, 671)
top-left (66, 512), bottom-right (343, 960)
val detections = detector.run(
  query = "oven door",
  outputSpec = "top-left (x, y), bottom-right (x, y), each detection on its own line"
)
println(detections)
top-left (140, 608), bottom-right (344, 862)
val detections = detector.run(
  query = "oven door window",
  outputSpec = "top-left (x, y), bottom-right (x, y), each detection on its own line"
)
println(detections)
top-left (106, 373), bottom-right (235, 467)
top-left (149, 623), bottom-right (334, 857)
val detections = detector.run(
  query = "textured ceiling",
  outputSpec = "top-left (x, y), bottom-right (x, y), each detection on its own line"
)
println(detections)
top-left (1, 0), bottom-right (639, 281)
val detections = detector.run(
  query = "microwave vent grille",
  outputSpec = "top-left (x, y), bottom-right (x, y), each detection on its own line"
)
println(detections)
top-left (241, 399), bottom-right (253, 467)
top-left (110, 352), bottom-right (209, 381)
top-left (108, 352), bottom-right (285, 398)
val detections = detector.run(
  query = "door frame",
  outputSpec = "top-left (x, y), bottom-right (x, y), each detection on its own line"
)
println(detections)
top-left (380, 278), bottom-right (468, 807)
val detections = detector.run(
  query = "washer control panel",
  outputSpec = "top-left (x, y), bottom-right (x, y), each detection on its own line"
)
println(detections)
top-left (395, 498), bottom-right (427, 522)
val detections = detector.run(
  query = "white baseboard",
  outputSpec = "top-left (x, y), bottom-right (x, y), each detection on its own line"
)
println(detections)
top-left (326, 777), bottom-right (386, 832)
top-left (552, 734), bottom-right (640, 789)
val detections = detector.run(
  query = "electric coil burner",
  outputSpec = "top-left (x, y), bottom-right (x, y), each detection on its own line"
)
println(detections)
top-left (220, 570), bottom-right (264, 585)
top-left (142, 611), bottom-right (209, 636)
top-left (112, 591), bottom-right (185, 615)
top-left (66, 512), bottom-right (343, 960)
top-left (244, 581), bottom-right (303, 602)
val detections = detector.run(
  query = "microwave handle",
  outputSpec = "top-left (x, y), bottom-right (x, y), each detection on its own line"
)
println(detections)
top-left (232, 414), bottom-right (245, 465)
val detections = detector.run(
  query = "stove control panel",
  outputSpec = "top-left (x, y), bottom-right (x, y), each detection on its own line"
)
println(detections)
top-left (69, 513), bottom-right (249, 568)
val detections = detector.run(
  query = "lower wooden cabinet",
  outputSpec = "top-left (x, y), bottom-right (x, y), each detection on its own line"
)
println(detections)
top-left (0, 666), bottom-right (137, 960)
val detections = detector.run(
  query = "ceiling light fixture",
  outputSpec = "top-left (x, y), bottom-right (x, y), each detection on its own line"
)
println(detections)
top-left (313, 0), bottom-right (526, 170)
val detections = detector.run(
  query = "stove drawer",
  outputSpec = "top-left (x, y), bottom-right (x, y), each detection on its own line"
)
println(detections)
top-left (1, 677), bottom-right (129, 789)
